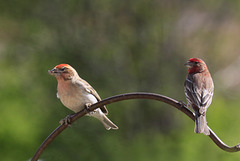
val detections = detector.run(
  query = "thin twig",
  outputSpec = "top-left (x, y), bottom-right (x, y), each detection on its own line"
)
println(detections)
top-left (31, 92), bottom-right (240, 161)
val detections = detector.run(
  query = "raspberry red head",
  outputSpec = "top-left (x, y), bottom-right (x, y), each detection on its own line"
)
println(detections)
top-left (185, 58), bottom-right (207, 74)
top-left (188, 58), bottom-right (204, 63)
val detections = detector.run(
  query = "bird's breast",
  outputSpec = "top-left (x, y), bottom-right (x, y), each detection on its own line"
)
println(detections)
top-left (57, 81), bottom-right (98, 113)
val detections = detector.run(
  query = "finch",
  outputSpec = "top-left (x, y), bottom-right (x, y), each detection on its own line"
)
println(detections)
top-left (184, 58), bottom-right (214, 135)
top-left (48, 64), bottom-right (118, 130)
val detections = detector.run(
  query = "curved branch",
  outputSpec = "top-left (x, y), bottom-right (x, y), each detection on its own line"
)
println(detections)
top-left (31, 92), bottom-right (240, 161)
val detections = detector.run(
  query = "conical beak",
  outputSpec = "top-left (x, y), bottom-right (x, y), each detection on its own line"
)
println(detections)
top-left (48, 68), bottom-right (58, 76)
top-left (184, 61), bottom-right (192, 68)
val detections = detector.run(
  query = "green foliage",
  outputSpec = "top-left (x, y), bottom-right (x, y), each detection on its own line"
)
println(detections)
top-left (0, 0), bottom-right (240, 160)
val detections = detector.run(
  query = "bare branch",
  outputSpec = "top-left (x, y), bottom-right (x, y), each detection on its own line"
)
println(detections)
top-left (31, 92), bottom-right (240, 161)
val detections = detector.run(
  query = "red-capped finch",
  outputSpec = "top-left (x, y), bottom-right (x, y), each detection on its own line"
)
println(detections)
top-left (184, 58), bottom-right (214, 135)
top-left (48, 64), bottom-right (118, 130)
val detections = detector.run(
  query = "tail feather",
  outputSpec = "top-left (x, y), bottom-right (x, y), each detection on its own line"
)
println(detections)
top-left (87, 108), bottom-right (118, 130)
top-left (101, 115), bottom-right (118, 130)
top-left (203, 123), bottom-right (210, 135)
top-left (195, 113), bottom-right (210, 135)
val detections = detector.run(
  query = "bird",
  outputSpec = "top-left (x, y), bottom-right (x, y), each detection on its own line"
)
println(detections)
top-left (184, 58), bottom-right (214, 135)
top-left (48, 64), bottom-right (118, 130)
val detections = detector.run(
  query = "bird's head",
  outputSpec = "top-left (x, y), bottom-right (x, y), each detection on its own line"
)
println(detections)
top-left (184, 58), bottom-right (207, 74)
top-left (48, 64), bottom-right (78, 80)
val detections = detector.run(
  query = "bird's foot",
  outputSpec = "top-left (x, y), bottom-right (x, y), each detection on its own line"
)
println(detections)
top-left (84, 103), bottom-right (97, 116)
top-left (84, 103), bottom-right (92, 113)
top-left (59, 114), bottom-right (74, 127)
top-left (178, 100), bottom-right (187, 109)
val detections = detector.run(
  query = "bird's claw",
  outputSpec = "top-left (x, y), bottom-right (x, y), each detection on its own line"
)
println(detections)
top-left (84, 103), bottom-right (97, 116)
top-left (178, 100), bottom-right (187, 108)
top-left (84, 103), bottom-right (92, 113)
top-left (59, 114), bottom-right (73, 127)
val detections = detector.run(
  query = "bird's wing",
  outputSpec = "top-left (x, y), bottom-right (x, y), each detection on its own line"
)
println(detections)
top-left (184, 76), bottom-right (199, 106)
top-left (184, 73), bottom-right (214, 111)
top-left (76, 78), bottom-right (108, 114)
top-left (200, 87), bottom-right (214, 108)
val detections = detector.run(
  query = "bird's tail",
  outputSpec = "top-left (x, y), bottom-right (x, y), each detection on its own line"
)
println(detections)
top-left (195, 112), bottom-right (210, 135)
top-left (101, 114), bottom-right (118, 130)
top-left (87, 108), bottom-right (118, 130)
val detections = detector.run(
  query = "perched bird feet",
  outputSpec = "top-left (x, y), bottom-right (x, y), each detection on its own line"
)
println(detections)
top-left (178, 100), bottom-right (187, 109)
top-left (84, 103), bottom-right (97, 117)
top-left (59, 114), bottom-right (74, 127)
top-left (84, 103), bottom-right (92, 113)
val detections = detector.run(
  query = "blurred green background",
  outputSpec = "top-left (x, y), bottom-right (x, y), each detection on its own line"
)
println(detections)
top-left (1, 0), bottom-right (240, 160)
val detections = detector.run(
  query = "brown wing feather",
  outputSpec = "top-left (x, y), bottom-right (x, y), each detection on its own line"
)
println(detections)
top-left (81, 79), bottom-right (108, 114)
top-left (184, 72), bottom-right (214, 111)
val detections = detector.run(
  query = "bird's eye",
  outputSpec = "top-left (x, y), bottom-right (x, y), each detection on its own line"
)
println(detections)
top-left (60, 67), bottom-right (66, 71)
top-left (194, 61), bottom-right (199, 65)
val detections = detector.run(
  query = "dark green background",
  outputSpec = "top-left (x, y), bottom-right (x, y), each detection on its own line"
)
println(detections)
top-left (1, 0), bottom-right (240, 160)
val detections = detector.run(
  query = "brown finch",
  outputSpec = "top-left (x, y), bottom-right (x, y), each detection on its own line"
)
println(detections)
top-left (184, 58), bottom-right (214, 135)
top-left (48, 64), bottom-right (118, 130)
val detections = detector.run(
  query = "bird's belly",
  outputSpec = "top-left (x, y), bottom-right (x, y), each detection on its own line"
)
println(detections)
top-left (59, 92), bottom-right (98, 113)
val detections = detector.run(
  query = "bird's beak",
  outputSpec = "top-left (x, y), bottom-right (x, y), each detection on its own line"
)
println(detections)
top-left (184, 61), bottom-right (192, 68)
top-left (48, 68), bottom-right (60, 76)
